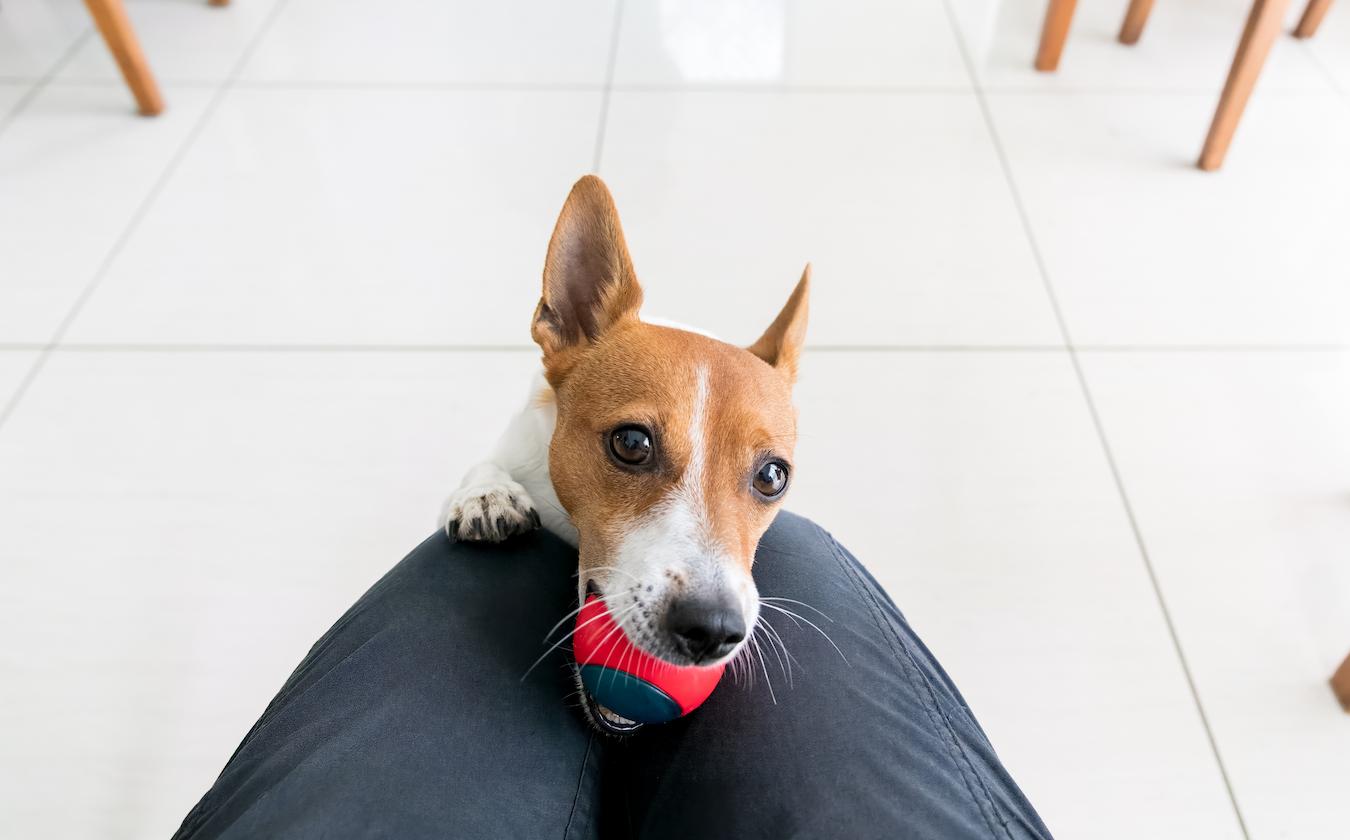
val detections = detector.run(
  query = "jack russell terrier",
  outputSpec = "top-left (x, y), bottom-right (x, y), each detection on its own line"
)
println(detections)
top-left (440, 175), bottom-right (808, 730)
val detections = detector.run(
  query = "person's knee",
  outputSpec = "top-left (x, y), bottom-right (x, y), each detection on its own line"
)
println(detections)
top-left (753, 511), bottom-right (873, 617)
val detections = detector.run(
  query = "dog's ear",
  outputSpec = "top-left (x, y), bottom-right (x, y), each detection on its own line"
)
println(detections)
top-left (748, 265), bottom-right (810, 383)
top-left (532, 176), bottom-right (643, 368)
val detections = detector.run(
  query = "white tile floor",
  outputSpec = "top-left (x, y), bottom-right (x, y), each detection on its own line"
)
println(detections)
top-left (0, 0), bottom-right (1347, 837)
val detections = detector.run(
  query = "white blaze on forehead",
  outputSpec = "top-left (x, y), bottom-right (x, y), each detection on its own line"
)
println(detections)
top-left (604, 363), bottom-right (759, 655)
top-left (679, 365), bottom-right (714, 541)
top-left (609, 364), bottom-right (716, 587)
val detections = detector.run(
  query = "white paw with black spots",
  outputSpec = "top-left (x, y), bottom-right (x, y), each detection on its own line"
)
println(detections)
top-left (441, 481), bottom-right (540, 543)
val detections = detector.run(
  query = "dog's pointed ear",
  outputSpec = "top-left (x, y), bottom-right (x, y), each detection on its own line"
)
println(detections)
top-left (532, 176), bottom-right (643, 364)
top-left (748, 264), bottom-right (810, 382)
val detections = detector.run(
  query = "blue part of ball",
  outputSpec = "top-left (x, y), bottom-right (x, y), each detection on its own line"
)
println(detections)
top-left (579, 664), bottom-right (683, 724)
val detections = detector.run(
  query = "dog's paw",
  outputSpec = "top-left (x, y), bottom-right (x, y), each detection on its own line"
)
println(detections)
top-left (441, 481), bottom-right (541, 543)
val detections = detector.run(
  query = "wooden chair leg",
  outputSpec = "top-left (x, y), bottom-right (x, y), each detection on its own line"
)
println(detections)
top-left (1035, 0), bottom-right (1079, 71)
top-left (208, 0), bottom-right (230, 6)
top-left (1197, 0), bottom-right (1292, 171)
top-left (1119, 0), bottom-right (1157, 44)
top-left (83, 0), bottom-right (164, 116)
top-left (1332, 652), bottom-right (1350, 712)
top-left (1293, 0), bottom-right (1334, 37)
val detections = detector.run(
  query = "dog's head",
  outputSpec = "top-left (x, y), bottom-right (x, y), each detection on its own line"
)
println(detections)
top-left (534, 176), bottom-right (808, 669)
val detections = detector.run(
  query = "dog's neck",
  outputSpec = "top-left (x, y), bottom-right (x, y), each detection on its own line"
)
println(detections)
top-left (490, 371), bottom-right (575, 546)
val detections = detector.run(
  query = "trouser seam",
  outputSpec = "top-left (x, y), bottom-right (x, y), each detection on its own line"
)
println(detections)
top-left (814, 524), bottom-right (1014, 840)
top-left (563, 732), bottom-right (596, 840)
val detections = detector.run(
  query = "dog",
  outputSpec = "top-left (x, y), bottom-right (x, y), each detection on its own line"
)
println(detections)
top-left (440, 175), bottom-right (808, 732)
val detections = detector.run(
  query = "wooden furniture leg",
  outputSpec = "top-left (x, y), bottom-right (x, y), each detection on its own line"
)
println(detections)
top-left (1293, 0), bottom-right (1334, 37)
top-left (83, 0), bottom-right (164, 116)
top-left (1035, 0), bottom-right (1079, 71)
top-left (1333, 652), bottom-right (1350, 712)
top-left (209, 0), bottom-right (231, 6)
top-left (1119, 0), bottom-right (1157, 44)
top-left (1197, 0), bottom-right (1292, 171)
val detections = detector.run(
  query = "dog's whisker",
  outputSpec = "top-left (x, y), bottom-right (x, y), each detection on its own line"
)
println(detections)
top-left (750, 635), bottom-right (778, 704)
top-left (759, 614), bottom-right (801, 685)
top-left (758, 602), bottom-right (849, 665)
top-left (751, 618), bottom-right (784, 680)
top-left (593, 610), bottom-right (634, 662)
top-left (757, 619), bottom-right (790, 686)
top-left (576, 603), bottom-right (641, 707)
top-left (600, 626), bottom-right (627, 696)
top-left (520, 603), bottom-right (640, 682)
top-left (760, 603), bottom-right (805, 630)
top-left (756, 615), bottom-right (795, 687)
top-left (614, 628), bottom-right (641, 696)
top-left (541, 600), bottom-right (593, 643)
top-left (739, 639), bottom-right (759, 690)
top-left (595, 614), bottom-right (638, 698)
top-left (760, 596), bottom-right (834, 622)
top-left (583, 564), bottom-right (644, 584)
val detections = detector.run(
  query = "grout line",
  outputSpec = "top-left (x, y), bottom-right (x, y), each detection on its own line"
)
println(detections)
top-left (606, 84), bottom-right (1243, 96)
top-left (0, 30), bottom-right (93, 139)
top-left (36, 78), bottom-right (1305, 97)
top-left (22, 343), bottom-right (541, 354)
top-left (591, 0), bottom-right (626, 172)
top-left (0, 0), bottom-right (296, 437)
top-left (608, 82), bottom-right (973, 94)
top-left (935, 1), bottom-right (1255, 838)
top-left (1, 342), bottom-right (1344, 356)
top-left (39, 77), bottom-right (223, 90)
top-left (1075, 343), bottom-right (1350, 352)
top-left (229, 79), bottom-right (607, 93)
top-left (966, 85), bottom-right (1339, 96)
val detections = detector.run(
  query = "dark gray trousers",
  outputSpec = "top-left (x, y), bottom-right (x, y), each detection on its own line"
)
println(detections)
top-left (173, 512), bottom-right (1052, 839)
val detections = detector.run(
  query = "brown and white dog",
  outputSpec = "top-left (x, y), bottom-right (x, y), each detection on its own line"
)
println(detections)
top-left (440, 175), bottom-right (808, 731)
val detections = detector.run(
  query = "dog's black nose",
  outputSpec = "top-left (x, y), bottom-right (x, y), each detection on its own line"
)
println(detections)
top-left (665, 596), bottom-right (746, 664)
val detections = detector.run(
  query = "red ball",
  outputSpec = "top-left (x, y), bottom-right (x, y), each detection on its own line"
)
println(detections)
top-left (573, 594), bottom-right (725, 724)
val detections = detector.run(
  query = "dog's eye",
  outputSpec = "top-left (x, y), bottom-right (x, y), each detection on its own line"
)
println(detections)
top-left (753, 460), bottom-right (790, 499)
top-left (610, 425), bottom-right (654, 466)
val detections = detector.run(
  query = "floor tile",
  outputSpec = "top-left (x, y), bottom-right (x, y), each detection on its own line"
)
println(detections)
top-left (0, 83), bottom-right (214, 344)
top-left (788, 350), bottom-right (1241, 840)
top-left (64, 88), bottom-right (602, 346)
top-left (988, 91), bottom-right (1350, 346)
top-left (240, 0), bottom-right (616, 85)
top-left (0, 0), bottom-right (87, 80)
top-left (0, 348), bottom-right (540, 838)
top-left (0, 352), bottom-right (38, 406)
top-left (56, 0), bottom-right (282, 83)
top-left (953, 0), bottom-right (1332, 92)
top-left (1081, 350), bottom-right (1350, 840)
top-left (612, 0), bottom-right (969, 89)
top-left (599, 91), bottom-right (1063, 347)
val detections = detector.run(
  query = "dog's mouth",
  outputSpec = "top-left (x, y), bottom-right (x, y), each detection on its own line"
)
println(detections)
top-left (578, 685), bottom-right (643, 735)
top-left (576, 579), bottom-right (644, 735)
